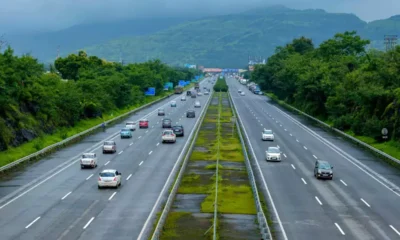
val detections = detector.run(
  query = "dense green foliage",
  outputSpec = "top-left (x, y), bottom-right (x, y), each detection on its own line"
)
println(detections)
top-left (0, 48), bottom-right (198, 151)
top-left (83, 6), bottom-right (400, 68)
top-left (252, 31), bottom-right (400, 142)
top-left (213, 77), bottom-right (228, 92)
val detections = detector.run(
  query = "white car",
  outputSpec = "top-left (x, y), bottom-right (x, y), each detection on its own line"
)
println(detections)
top-left (125, 121), bottom-right (136, 131)
top-left (197, 92), bottom-right (203, 96)
top-left (240, 92), bottom-right (245, 96)
top-left (171, 101), bottom-right (177, 107)
top-left (162, 129), bottom-right (176, 143)
top-left (181, 96), bottom-right (186, 101)
top-left (194, 101), bottom-right (201, 108)
top-left (80, 153), bottom-right (97, 169)
top-left (262, 129), bottom-right (274, 141)
top-left (266, 147), bottom-right (282, 161)
top-left (98, 169), bottom-right (122, 189)
top-left (103, 140), bottom-right (117, 153)
top-left (204, 91), bottom-right (209, 95)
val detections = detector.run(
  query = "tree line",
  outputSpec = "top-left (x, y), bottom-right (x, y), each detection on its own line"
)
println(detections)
top-left (0, 48), bottom-right (199, 151)
top-left (252, 31), bottom-right (400, 142)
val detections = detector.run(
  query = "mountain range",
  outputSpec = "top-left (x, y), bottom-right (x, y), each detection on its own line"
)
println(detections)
top-left (5, 5), bottom-right (400, 68)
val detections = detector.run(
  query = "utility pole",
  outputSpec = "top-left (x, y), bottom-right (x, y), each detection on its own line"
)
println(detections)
top-left (384, 35), bottom-right (397, 51)
top-left (56, 45), bottom-right (60, 59)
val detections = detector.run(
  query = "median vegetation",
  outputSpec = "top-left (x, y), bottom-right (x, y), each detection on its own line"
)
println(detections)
top-left (159, 92), bottom-right (260, 240)
top-left (252, 31), bottom-right (400, 161)
top-left (0, 47), bottom-right (199, 167)
top-left (213, 76), bottom-right (228, 92)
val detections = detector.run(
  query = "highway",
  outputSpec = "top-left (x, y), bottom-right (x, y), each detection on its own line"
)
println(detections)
top-left (227, 76), bottom-right (400, 240)
top-left (0, 77), bottom-right (214, 240)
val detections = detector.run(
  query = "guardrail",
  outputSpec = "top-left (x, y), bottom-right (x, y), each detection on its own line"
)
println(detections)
top-left (149, 88), bottom-right (213, 240)
top-left (0, 81), bottom-right (203, 173)
top-left (267, 96), bottom-right (400, 166)
top-left (228, 92), bottom-right (272, 239)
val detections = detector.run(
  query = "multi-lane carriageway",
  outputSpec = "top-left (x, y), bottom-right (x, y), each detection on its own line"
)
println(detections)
top-left (228, 76), bottom-right (400, 240)
top-left (0, 77), bottom-right (214, 240)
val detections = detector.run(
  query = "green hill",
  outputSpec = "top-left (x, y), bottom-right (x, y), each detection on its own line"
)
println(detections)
top-left (84, 6), bottom-right (373, 68)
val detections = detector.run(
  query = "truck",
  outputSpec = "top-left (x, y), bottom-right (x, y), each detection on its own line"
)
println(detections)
top-left (240, 79), bottom-right (248, 85)
top-left (194, 82), bottom-right (200, 90)
top-left (174, 86), bottom-right (183, 94)
top-left (249, 84), bottom-right (261, 94)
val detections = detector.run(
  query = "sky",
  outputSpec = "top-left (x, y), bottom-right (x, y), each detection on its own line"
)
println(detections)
top-left (0, 0), bottom-right (399, 34)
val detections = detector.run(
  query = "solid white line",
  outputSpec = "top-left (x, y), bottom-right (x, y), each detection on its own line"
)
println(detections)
top-left (360, 198), bottom-right (371, 207)
top-left (340, 179), bottom-right (348, 186)
top-left (104, 161), bottom-right (110, 166)
top-left (138, 136), bottom-right (142, 139)
top-left (86, 174), bottom-right (93, 180)
top-left (334, 223), bottom-right (345, 235)
top-left (283, 153), bottom-right (287, 158)
top-left (126, 174), bottom-right (132, 180)
top-left (108, 192), bottom-right (117, 201)
top-left (313, 155), bottom-right (317, 159)
top-left (25, 216), bottom-right (41, 229)
top-left (149, 151), bottom-right (153, 155)
top-left (289, 133), bottom-right (292, 136)
top-left (291, 164), bottom-right (296, 170)
top-left (296, 139), bottom-right (299, 142)
top-left (315, 196), bottom-right (322, 205)
top-left (303, 146), bottom-right (307, 150)
top-left (301, 178), bottom-right (307, 185)
top-left (118, 151), bottom-right (123, 154)
top-left (139, 161), bottom-right (143, 166)
top-left (390, 225), bottom-right (400, 236)
top-left (61, 192), bottom-right (72, 200)
top-left (129, 142), bottom-right (133, 146)
top-left (156, 143), bottom-right (160, 146)
top-left (83, 217), bottom-right (95, 229)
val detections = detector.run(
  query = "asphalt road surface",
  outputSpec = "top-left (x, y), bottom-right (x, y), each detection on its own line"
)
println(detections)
top-left (0, 77), bottom-right (214, 240)
top-left (228, 77), bottom-right (400, 240)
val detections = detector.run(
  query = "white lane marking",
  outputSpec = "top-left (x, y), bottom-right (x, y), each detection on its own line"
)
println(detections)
top-left (284, 129), bottom-right (287, 131)
top-left (289, 133), bottom-right (292, 136)
top-left (315, 196), bottom-right (323, 205)
top-left (334, 223), bottom-right (345, 235)
top-left (25, 216), bottom-right (41, 229)
top-left (118, 151), bottom-right (123, 155)
top-left (139, 161), bottom-right (143, 166)
top-left (104, 161), bottom-right (110, 166)
top-left (360, 198), bottom-right (371, 207)
top-left (296, 139), bottom-right (299, 142)
top-left (291, 164), bottom-right (296, 170)
top-left (277, 145), bottom-right (280, 149)
top-left (179, 118), bottom-right (181, 121)
top-left (303, 146), bottom-right (307, 150)
top-left (176, 122), bottom-right (179, 124)
top-left (280, 124), bottom-right (282, 127)
top-left (149, 151), bottom-right (153, 155)
top-left (157, 122), bottom-right (159, 124)
top-left (340, 179), bottom-right (348, 186)
top-left (152, 126), bottom-right (154, 128)
top-left (390, 225), bottom-right (400, 236)
top-left (108, 192), bottom-right (117, 201)
top-left (283, 153), bottom-right (287, 158)
top-left (301, 178), bottom-right (307, 185)
top-left (61, 192), bottom-right (72, 200)
top-left (261, 124), bottom-right (263, 126)
top-left (258, 120), bottom-right (260, 122)
top-left (86, 174), bottom-right (93, 180)
top-left (145, 130), bottom-right (148, 133)
top-left (83, 217), bottom-right (95, 229)
top-left (126, 174), bottom-right (132, 180)
top-left (313, 155), bottom-right (317, 159)
top-left (156, 143), bottom-right (160, 146)
top-left (138, 136), bottom-right (142, 139)
top-left (129, 142), bottom-right (133, 146)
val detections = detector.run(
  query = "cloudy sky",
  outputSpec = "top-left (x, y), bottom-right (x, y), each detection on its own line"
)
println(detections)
top-left (0, 0), bottom-right (399, 34)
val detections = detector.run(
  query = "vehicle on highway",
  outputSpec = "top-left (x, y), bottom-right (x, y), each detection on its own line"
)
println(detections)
top-left (194, 100), bottom-right (201, 108)
top-left (186, 91), bottom-right (192, 96)
top-left (238, 89), bottom-right (242, 93)
top-left (171, 101), bottom-right (177, 107)
top-left (139, 119), bottom-right (149, 128)
top-left (204, 86), bottom-right (207, 89)
top-left (103, 140), bottom-right (117, 154)
top-left (191, 91), bottom-right (197, 98)
top-left (174, 85), bottom-right (183, 94)
top-left (262, 129), bottom-right (274, 141)
top-left (125, 121), bottom-right (136, 131)
top-left (80, 153), bottom-right (97, 169)
top-left (120, 128), bottom-right (132, 138)
top-left (98, 169), bottom-right (122, 189)
top-left (265, 147), bottom-right (282, 161)
top-left (314, 160), bottom-right (333, 180)
top-left (197, 92), bottom-right (203, 96)
top-left (162, 129), bottom-right (176, 143)
top-left (181, 96), bottom-right (186, 101)
top-left (240, 91), bottom-right (245, 96)
top-left (162, 118), bottom-right (172, 128)
top-left (186, 110), bottom-right (195, 118)
top-left (204, 91), bottom-right (209, 95)
top-left (172, 125), bottom-right (184, 137)
top-left (158, 108), bottom-right (165, 116)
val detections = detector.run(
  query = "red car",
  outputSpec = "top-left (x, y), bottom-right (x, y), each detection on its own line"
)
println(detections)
top-left (139, 119), bottom-right (149, 128)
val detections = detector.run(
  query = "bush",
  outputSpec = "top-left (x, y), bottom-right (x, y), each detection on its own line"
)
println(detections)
top-left (213, 77), bottom-right (229, 92)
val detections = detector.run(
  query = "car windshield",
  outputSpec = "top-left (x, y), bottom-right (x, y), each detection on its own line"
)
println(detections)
top-left (319, 162), bottom-right (331, 170)
top-left (268, 148), bottom-right (280, 153)
top-left (140, 120), bottom-right (147, 122)
top-left (82, 154), bottom-right (94, 158)
top-left (121, 129), bottom-right (130, 132)
top-left (126, 122), bottom-right (135, 125)
top-left (100, 172), bottom-right (115, 177)
top-left (163, 131), bottom-right (173, 135)
top-left (104, 141), bottom-right (114, 145)
top-left (264, 130), bottom-right (273, 134)
top-left (158, 109), bottom-right (164, 112)
top-left (173, 126), bottom-right (182, 129)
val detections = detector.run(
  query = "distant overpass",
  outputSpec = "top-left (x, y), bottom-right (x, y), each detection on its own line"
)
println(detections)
top-left (202, 68), bottom-right (246, 73)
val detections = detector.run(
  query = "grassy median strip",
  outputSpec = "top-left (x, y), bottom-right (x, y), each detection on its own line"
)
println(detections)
top-left (159, 92), bottom-right (260, 240)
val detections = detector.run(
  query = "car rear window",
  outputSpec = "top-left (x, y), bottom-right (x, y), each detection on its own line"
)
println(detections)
top-left (264, 130), bottom-right (272, 134)
top-left (163, 131), bottom-right (173, 135)
top-left (100, 172), bottom-right (115, 177)
top-left (82, 154), bottom-right (94, 158)
top-left (319, 162), bottom-right (331, 169)
top-left (164, 119), bottom-right (171, 123)
top-left (268, 148), bottom-right (280, 153)
top-left (121, 128), bottom-right (130, 132)
top-left (104, 141), bottom-right (114, 145)
top-left (126, 122), bottom-right (135, 125)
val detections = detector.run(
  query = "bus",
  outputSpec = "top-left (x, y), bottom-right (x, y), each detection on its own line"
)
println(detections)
top-left (174, 86), bottom-right (183, 94)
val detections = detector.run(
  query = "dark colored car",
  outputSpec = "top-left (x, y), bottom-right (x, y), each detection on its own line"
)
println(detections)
top-left (187, 91), bottom-right (192, 96)
top-left (158, 108), bottom-right (165, 116)
top-left (162, 118), bottom-right (172, 128)
top-left (191, 93), bottom-right (197, 98)
top-left (314, 160), bottom-right (333, 180)
top-left (172, 125), bottom-right (184, 137)
top-left (186, 110), bottom-right (195, 118)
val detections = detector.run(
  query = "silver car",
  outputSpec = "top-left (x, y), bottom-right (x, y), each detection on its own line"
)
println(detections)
top-left (194, 101), bottom-right (201, 108)
top-left (262, 129), bottom-right (274, 141)
top-left (98, 169), bottom-right (122, 189)
top-left (265, 147), bottom-right (282, 161)
top-left (103, 141), bottom-right (117, 154)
